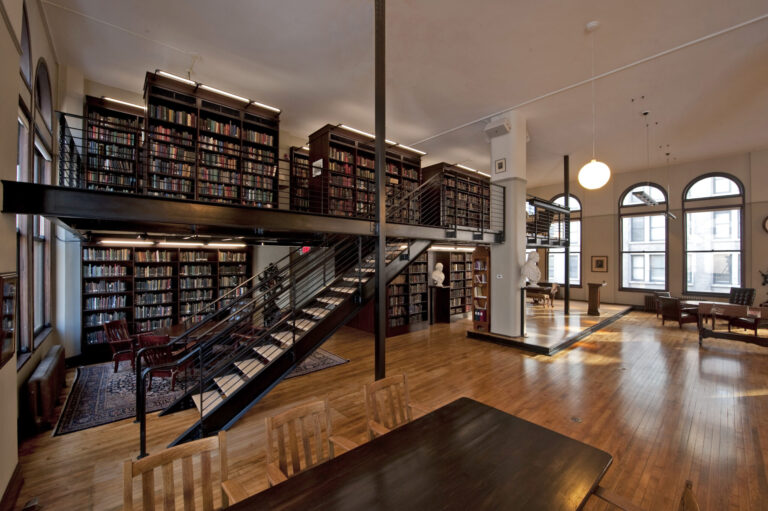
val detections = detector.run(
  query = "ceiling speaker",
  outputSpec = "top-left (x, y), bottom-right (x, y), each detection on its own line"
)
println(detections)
top-left (484, 118), bottom-right (511, 139)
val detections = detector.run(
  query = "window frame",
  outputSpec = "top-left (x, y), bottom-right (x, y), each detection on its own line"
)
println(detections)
top-left (618, 183), bottom-right (669, 293)
top-left (682, 173), bottom-right (744, 297)
top-left (546, 194), bottom-right (582, 288)
top-left (20, 4), bottom-right (32, 89)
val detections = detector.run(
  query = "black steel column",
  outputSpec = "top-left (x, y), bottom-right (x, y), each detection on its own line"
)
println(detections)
top-left (373, 0), bottom-right (387, 380)
top-left (563, 155), bottom-right (570, 315)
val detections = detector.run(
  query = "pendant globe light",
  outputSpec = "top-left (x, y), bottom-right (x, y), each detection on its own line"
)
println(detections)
top-left (578, 21), bottom-right (611, 190)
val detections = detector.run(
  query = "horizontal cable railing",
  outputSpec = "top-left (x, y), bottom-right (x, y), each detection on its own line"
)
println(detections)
top-left (525, 195), bottom-right (571, 248)
top-left (57, 111), bottom-right (504, 234)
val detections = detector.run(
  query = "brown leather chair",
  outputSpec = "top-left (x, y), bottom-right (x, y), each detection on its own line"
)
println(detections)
top-left (659, 297), bottom-right (698, 328)
top-left (728, 287), bottom-right (755, 306)
top-left (138, 334), bottom-right (192, 391)
top-left (103, 319), bottom-right (137, 372)
top-left (654, 291), bottom-right (672, 318)
top-left (729, 306), bottom-right (768, 336)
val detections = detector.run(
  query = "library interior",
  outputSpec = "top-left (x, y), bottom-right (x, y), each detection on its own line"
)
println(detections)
top-left (0, 1), bottom-right (767, 510)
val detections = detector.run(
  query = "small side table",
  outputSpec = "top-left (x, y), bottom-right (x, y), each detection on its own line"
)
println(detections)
top-left (587, 282), bottom-right (605, 316)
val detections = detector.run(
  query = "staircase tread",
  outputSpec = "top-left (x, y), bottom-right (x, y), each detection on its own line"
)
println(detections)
top-left (330, 286), bottom-right (356, 294)
top-left (213, 374), bottom-right (246, 397)
top-left (234, 358), bottom-right (265, 378)
top-left (254, 344), bottom-right (285, 362)
top-left (271, 330), bottom-right (296, 345)
top-left (316, 296), bottom-right (344, 307)
top-left (303, 307), bottom-right (331, 318)
top-left (191, 390), bottom-right (223, 415)
top-left (289, 318), bottom-right (317, 331)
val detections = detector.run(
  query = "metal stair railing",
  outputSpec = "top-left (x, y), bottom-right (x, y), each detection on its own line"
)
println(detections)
top-left (135, 235), bottom-right (409, 457)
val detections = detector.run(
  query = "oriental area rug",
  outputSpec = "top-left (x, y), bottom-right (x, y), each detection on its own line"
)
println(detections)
top-left (54, 348), bottom-right (348, 435)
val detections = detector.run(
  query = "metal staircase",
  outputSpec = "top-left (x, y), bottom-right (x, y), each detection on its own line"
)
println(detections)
top-left (136, 235), bottom-right (431, 455)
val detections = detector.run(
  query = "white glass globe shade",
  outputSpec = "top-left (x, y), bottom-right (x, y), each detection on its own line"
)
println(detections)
top-left (578, 159), bottom-right (611, 190)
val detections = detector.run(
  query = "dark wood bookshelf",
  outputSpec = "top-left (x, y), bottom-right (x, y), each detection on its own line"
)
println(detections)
top-left (143, 72), bottom-right (280, 207)
top-left (472, 246), bottom-right (490, 331)
top-left (348, 252), bottom-right (429, 337)
top-left (84, 96), bottom-right (143, 193)
top-left (422, 163), bottom-right (491, 230)
top-left (289, 146), bottom-right (310, 212)
top-left (307, 124), bottom-right (422, 218)
top-left (80, 241), bottom-right (251, 361)
top-left (449, 252), bottom-right (473, 315)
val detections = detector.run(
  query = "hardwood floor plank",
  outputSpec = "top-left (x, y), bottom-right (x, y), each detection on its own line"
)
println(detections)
top-left (13, 311), bottom-right (768, 510)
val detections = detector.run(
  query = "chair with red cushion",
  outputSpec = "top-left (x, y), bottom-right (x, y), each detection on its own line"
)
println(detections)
top-left (103, 319), bottom-right (137, 373)
top-left (138, 334), bottom-right (192, 391)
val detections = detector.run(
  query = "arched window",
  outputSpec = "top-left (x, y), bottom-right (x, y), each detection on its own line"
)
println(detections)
top-left (546, 194), bottom-right (581, 286)
top-left (619, 183), bottom-right (668, 291)
top-left (20, 5), bottom-right (31, 86)
top-left (34, 59), bottom-right (52, 131)
top-left (683, 174), bottom-right (744, 295)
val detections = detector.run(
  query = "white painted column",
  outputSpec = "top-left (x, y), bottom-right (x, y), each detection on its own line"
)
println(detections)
top-left (488, 111), bottom-right (527, 337)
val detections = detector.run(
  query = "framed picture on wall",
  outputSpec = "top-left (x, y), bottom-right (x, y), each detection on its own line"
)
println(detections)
top-left (494, 158), bottom-right (506, 174)
top-left (591, 256), bottom-right (608, 272)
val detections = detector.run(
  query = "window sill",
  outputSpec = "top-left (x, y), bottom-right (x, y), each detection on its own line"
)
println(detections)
top-left (33, 326), bottom-right (53, 351)
top-left (16, 352), bottom-right (31, 370)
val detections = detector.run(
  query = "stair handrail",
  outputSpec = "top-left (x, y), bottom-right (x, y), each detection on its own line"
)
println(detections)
top-left (386, 172), bottom-right (442, 222)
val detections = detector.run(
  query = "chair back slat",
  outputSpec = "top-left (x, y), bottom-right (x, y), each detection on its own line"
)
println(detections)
top-left (123, 431), bottom-right (226, 510)
top-left (200, 451), bottom-right (213, 511)
top-left (366, 374), bottom-right (413, 434)
top-left (265, 398), bottom-right (336, 484)
top-left (162, 462), bottom-right (176, 510)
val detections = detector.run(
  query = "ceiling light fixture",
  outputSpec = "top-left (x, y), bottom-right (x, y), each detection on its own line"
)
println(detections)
top-left (340, 124), bottom-right (376, 139)
top-left (578, 21), bottom-right (611, 190)
top-left (102, 97), bottom-right (146, 111)
top-left (157, 241), bottom-right (205, 247)
top-left (156, 70), bottom-right (197, 86)
top-left (207, 242), bottom-right (247, 248)
top-left (632, 191), bottom-right (657, 206)
top-left (99, 239), bottom-right (155, 246)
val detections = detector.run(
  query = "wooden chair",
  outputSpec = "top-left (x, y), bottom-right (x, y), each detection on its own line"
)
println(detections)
top-left (593, 479), bottom-right (700, 511)
top-left (728, 306), bottom-right (768, 336)
top-left (659, 298), bottom-right (698, 328)
top-left (103, 319), bottom-right (137, 373)
top-left (264, 398), bottom-right (357, 487)
top-left (654, 291), bottom-right (672, 318)
top-left (123, 430), bottom-right (248, 510)
top-left (138, 334), bottom-right (192, 391)
top-left (363, 373), bottom-right (430, 440)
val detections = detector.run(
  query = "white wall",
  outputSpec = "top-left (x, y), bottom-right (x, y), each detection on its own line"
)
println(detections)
top-left (527, 150), bottom-right (768, 306)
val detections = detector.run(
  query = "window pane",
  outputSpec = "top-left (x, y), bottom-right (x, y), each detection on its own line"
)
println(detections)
top-left (33, 239), bottom-right (44, 332)
top-left (552, 195), bottom-right (581, 211)
top-left (686, 176), bottom-right (740, 199)
top-left (686, 251), bottom-right (740, 293)
top-left (630, 217), bottom-right (644, 242)
top-left (622, 185), bottom-right (666, 205)
top-left (650, 215), bottom-right (665, 242)
top-left (686, 210), bottom-right (740, 251)
top-left (650, 254), bottom-right (665, 282)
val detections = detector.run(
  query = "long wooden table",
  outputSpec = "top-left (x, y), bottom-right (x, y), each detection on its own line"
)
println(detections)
top-left (227, 397), bottom-right (613, 510)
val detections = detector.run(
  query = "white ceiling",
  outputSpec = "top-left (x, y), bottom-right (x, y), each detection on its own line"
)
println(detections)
top-left (43, 0), bottom-right (768, 187)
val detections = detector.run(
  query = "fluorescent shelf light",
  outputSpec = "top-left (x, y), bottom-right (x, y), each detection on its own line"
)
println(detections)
top-left (428, 246), bottom-right (476, 252)
top-left (102, 97), bottom-right (146, 111)
top-left (385, 139), bottom-right (397, 145)
top-left (200, 84), bottom-right (249, 104)
top-left (477, 171), bottom-right (491, 177)
top-left (207, 242), bottom-right (247, 248)
top-left (99, 239), bottom-right (155, 246)
top-left (456, 164), bottom-right (478, 173)
top-left (396, 144), bottom-right (427, 156)
top-left (340, 124), bottom-right (375, 139)
top-left (156, 70), bottom-right (197, 86)
top-left (301, 146), bottom-right (310, 151)
top-left (158, 241), bottom-right (205, 247)
top-left (249, 100), bottom-right (281, 114)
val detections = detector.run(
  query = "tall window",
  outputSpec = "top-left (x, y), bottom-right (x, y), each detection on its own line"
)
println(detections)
top-left (620, 184), bottom-right (667, 291)
top-left (32, 143), bottom-right (51, 334)
top-left (20, 6), bottom-right (31, 86)
top-left (683, 174), bottom-right (743, 294)
top-left (34, 60), bottom-right (52, 131)
top-left (546, 195), bottom-right (581, 286)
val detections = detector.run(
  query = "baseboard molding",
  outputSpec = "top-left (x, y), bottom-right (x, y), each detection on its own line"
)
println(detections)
top-left (0, 463), bottom-right (23, 511)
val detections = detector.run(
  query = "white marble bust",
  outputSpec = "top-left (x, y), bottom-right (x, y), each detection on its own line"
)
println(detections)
top-left (431, 262), bottom-right (445, 287)
top-left (521, 251), bottom-right (541, 287)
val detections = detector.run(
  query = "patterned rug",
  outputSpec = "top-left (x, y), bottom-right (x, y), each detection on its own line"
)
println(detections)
top-left (54, 348), bottom-right (348, 436)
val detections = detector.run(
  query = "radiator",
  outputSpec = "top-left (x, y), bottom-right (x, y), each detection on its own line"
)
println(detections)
top-left (644, 295), bottom-right (656, 312)
top-left (28, 344), bottom-right (65, 429)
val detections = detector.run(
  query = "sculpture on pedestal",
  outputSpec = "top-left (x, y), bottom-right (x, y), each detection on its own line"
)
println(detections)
top-left (431, 262), bottom-right (445, 287)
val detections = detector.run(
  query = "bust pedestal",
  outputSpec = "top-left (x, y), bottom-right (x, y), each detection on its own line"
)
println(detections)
top-left (587, 282), bottom-right (605, 316)
top-left (430, 286), bottom-right (451, 324)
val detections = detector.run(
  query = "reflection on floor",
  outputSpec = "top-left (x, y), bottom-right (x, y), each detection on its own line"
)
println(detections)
top-left (468, 299), bottom-right (632, 355)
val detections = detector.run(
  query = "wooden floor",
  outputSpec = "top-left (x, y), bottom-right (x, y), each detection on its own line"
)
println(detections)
top-left (15, 312), bottom-right (768, 510)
